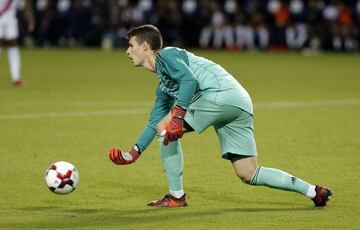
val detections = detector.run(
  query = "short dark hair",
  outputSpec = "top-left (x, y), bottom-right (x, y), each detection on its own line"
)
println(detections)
top-left (127, 24), bottom-right (163, 51)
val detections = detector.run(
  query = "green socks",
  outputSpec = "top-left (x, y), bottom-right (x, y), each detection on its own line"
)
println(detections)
top-left (156, 136), bottom-right (313, 199)
top-left (157, 136), bottom-right (184, 194)
top-left (250, 167), bottom-right (311, 196)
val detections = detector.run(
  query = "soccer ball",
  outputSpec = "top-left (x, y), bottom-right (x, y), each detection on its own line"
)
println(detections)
top-left (45, 161), bottom-right (79, 194)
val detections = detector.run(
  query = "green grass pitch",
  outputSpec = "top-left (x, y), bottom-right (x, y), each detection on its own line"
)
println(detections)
top-left (0, 49), bottom-right (359, 229)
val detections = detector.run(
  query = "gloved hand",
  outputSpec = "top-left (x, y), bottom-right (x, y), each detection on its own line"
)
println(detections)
top-left (109, 144), bottom-right (140, 165)
top-left (163, 105), bottom-right (187, 145)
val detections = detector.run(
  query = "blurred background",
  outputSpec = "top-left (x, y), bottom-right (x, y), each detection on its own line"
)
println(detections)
top-left (1, 1), bottom-right (359, 228)
top-left (15, 0), bottom-right (360, 52)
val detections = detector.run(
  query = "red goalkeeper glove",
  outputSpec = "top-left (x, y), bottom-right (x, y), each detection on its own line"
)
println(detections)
top-left (109, 144), bottom-right (140, 165)
top-left (163, 105), bottom-right (187, 145)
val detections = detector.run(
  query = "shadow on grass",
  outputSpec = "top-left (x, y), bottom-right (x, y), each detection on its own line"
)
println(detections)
top-left (1, 205), bottom-right (318, 229)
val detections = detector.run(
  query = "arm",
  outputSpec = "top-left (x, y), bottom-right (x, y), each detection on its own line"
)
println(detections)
top-left (136, 87), bottom-right (175, 151)
top-left (159, 50), bottom-right (198, 144)
top-left (109, 86), bottom-right (175, 165)
top-left (160, 54), bottom-right (198, 108)
top-left (173, 61), bottom-right (198, 108)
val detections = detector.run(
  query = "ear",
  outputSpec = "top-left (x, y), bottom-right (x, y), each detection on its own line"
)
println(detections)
top-left (142, 41), bottom-right (150, 51)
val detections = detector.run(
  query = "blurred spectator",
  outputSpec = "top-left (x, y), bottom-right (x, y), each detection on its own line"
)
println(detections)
top-left (181, 0), bottom-right (201, 47)
top-left (356, 0), bottom-right (360, 47)
top-left (336, 1), bottom-right (357, 51)
top-left (268, 0), bottom-right (290, 50)
top-left (157, 0), bottom-right (182, 46)
top-left (199, 0), bottom-right (234, 49)
top-left (304, 0), bottom-right (324, 53)
top-left (14, 0), bottom-right (360, 52)
top-left (286, 0), bottom-right (307, 50)
top-left (53, 0), bottom-right (72, 46)
top-left (68, 0), bottom-right (92, 47)
top-left (234, 3), bottom-right (269, 51)
top-left (32, 0), bottom-right (54, 46)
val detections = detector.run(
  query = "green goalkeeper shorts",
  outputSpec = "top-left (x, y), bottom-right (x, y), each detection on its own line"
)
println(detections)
top-left (184, 96), bottom-right (257, 160)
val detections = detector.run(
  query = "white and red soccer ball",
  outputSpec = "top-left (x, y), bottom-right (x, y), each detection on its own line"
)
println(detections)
top-left (45, 161), bottom-right (79, 194)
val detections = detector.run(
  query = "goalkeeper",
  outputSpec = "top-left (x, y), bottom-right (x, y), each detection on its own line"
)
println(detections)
top-left (109, 24), bottom-right (332, 207)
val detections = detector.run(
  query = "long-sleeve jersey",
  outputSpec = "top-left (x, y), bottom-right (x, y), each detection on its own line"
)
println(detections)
top-left (135, 47), bottom-right (253, 153)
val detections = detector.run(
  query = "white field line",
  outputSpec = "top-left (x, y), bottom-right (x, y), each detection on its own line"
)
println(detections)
top-left (0, 109), bottom-right (148, 120)
top-left (0, 99), bottom-right (359, 121)
top-left (254, 99), bottom-right (360, 109)
top-left (0, 101), bottom-right (154, 108)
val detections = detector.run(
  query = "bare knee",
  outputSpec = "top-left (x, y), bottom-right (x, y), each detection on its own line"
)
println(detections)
top-left (232, 156), bottom-right (258, 184)
top-left (236, 170), bottom-right (255, 184)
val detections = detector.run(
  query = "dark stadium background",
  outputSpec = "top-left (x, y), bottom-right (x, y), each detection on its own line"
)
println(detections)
top-left (17, 0), bottom-right (360, 52)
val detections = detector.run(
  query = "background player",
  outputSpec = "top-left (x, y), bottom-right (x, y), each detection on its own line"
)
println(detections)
top-left (0, 0), bottom-right (34, 86)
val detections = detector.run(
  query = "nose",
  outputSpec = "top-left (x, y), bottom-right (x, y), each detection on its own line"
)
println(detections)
top-left (126, 48), bottom-right (130, 56)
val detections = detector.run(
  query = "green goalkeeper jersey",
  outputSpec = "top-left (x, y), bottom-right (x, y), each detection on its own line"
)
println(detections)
top-left (136, 47), bottom-right (253, 152)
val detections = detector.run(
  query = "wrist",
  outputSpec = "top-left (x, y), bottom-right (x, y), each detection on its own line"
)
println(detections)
top-left (132, 144), bottom-right (141, 155)
top-left (173, 105), bottom-right (186, 119)
top-left (127, 144), bottom-right (141, 162)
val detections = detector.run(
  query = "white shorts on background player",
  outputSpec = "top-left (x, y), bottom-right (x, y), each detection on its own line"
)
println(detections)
top-left (0, 17), bottom-right (18, 40)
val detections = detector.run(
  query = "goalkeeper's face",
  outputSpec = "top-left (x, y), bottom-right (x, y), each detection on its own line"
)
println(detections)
top-left (126, 36), bottom-right (146, 67)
